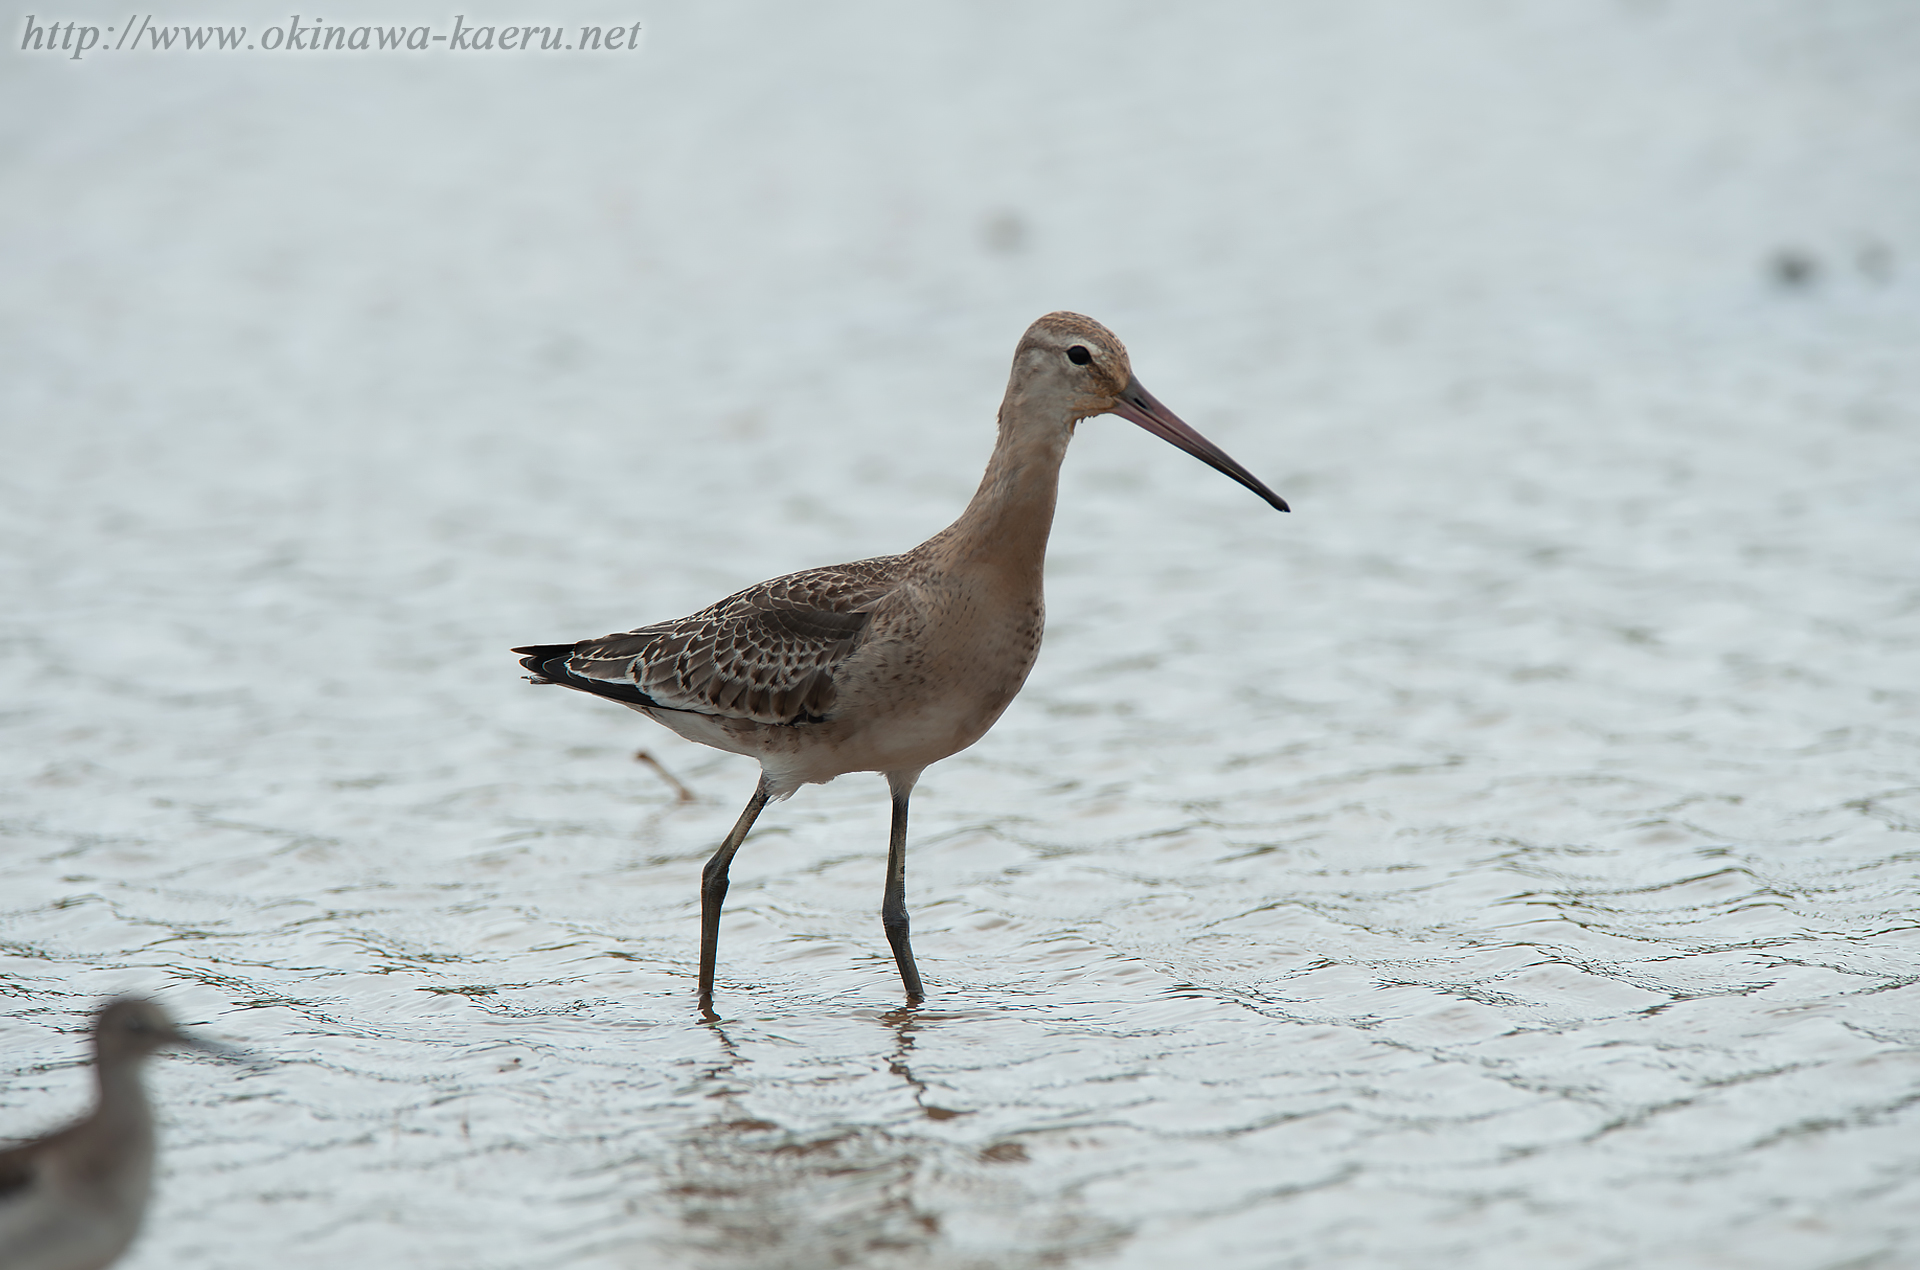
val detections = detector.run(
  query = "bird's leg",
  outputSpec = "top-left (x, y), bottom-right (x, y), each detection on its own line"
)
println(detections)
top-left (699, 774), bottom-right (772, 1015)
top-left (882, 769), bottom-right (926, 1003)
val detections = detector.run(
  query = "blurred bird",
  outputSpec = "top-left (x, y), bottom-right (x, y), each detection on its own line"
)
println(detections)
top-left (0, 999), bottom-right (234, 1270)
top-left (515, 312), bottom-right (1287, 1014)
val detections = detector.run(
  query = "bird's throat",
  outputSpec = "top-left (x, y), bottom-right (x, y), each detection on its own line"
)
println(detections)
top-left (943, 428), bottom-right (1066, 578)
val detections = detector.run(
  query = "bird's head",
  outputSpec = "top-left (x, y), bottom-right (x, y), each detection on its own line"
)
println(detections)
top-left (93, 997), bottom-right (221, 1065)
top-left (1006, 311), bottom-right (1289, 512)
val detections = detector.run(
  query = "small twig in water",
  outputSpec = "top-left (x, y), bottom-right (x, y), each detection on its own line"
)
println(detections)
top-left (633, 750), bottom-right (696, 803)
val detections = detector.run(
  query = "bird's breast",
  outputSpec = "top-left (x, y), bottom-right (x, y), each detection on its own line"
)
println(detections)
top-left (865, 568), bottom-right (1040, 710)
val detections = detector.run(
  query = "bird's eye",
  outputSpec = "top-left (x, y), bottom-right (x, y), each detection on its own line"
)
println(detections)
top-left (1066, 345), bottom-right (1092, 366)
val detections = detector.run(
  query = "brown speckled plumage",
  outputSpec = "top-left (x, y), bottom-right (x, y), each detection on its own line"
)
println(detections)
top-left (513, 312), bottom-right (1287, 1012)
top-left (553, 559), bottom-right (900, 725)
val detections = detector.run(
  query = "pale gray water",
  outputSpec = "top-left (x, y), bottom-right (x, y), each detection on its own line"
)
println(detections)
top-left (3, 3), bottom-right (1919, 1267)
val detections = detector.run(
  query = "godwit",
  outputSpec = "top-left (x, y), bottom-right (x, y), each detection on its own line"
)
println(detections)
top-left (0, 999), bottom-right (235, 1270)
top-left (515, 312), bottom-right (1286, 1014)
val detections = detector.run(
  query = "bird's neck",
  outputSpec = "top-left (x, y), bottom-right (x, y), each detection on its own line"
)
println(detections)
top-left (76, 1058), bottom-right (155, 1183)
top-left (936, 398), bottom-right (1071, 580)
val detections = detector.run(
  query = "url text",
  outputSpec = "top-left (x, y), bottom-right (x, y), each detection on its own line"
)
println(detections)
top-left (19, 15), bottom-right (644, 59)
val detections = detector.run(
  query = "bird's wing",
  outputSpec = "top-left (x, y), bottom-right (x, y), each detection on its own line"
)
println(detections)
top-left (515, 556), bottom-right (905, 725)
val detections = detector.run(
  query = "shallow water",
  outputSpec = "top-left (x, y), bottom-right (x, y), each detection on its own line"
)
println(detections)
top-left (4, 3), bottom-right (1920, 1267)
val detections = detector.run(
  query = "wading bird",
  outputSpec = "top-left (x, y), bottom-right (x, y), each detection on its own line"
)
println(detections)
top-left (0, 999), bottom-right (236, 1270)
top-left (515, 312), bottom-right (1287, 1014)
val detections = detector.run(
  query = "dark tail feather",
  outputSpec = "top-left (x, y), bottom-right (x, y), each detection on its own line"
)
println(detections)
top-left (511, 643), bottom-right (663, 710)
top-left (512, 643), bottom-right (577, 683)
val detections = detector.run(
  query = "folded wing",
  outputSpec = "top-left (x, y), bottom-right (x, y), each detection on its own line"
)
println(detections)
top-left (514, 557), bottom-right (903, 725)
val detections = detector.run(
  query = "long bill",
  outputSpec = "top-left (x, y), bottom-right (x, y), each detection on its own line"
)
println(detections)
top-left (1106, 376), bottom-right (1290, 512)
top-left (172, 1028), bottom-right (266, 1069)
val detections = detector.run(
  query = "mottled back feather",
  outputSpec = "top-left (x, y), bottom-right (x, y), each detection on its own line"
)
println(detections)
top-left (519, 556), bottom-right (907, 725)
